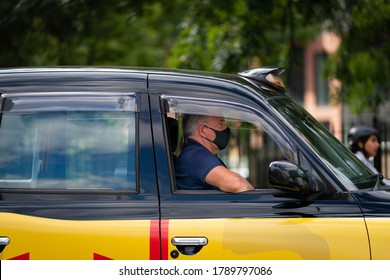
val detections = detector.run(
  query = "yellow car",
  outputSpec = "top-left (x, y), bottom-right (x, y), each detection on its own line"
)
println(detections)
top-left (0, 67), bottom-right (389, 260)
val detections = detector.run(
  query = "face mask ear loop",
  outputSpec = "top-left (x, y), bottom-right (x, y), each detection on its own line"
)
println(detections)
top-left (201, 125), bottom-right (214, 143)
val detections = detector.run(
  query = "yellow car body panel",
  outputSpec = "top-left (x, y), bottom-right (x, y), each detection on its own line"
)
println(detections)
top-left (365, 218), bottom-right (390, 260)
top-left (167, 218), bottom-right (370, 260)
top-left (0, 213), bottom-right (152, 260)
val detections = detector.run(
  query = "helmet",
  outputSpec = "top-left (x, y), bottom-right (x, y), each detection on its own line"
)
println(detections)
top-left (348, 125), bottom-right (380, 151)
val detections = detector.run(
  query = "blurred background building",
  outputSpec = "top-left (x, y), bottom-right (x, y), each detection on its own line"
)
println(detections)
top-left (290, 32), bottom-right (390, 177)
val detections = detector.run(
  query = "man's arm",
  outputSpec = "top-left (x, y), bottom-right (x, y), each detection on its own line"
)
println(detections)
top-left (205, 166), bottom-right (254, 193)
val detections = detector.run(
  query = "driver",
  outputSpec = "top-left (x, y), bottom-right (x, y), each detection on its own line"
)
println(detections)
top-left (175, 114), bottom-right (254, 193)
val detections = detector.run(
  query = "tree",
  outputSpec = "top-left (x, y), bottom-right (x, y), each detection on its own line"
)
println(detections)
top-left (326, 0), bottom-right (390, 114)
top-left (0, 0), bottom-right (182, 67)
top-left (2, 0), bottom-right (390, 116)
top-left (167, 0), bottom-right (390, 115)
top-left (166, 0), bottom-right (338, 80)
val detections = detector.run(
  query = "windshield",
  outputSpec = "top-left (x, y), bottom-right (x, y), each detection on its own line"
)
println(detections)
top-left (268, 96), bottom-right (379, 190)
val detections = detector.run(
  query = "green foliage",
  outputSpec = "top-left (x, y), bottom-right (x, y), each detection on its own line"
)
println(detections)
top-left (0, 0), bottom-right (180, 67)
top-left (167, 0), bottom-right (325, 73)
top-left (1, 0), bottom-right (389, 114)
top-left (326, 0), bottom-right (390, 113)
top-left (167, 10), bottom-right (245, 71)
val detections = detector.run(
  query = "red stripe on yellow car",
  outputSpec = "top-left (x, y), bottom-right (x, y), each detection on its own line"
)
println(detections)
top-left (161, 220), bottom-right (169, 260)
top-left (149, 219), bottom-right (160, 260)
top-left (93, 253), bottom-right (113, 260)
top-left (8, 252), bottom-right (30, 260)
top-left (149, 219), bottom-right (169, 260)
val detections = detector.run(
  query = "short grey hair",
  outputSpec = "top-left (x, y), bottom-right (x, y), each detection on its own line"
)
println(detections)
top-left (182, 114), bottom-right (208, 138)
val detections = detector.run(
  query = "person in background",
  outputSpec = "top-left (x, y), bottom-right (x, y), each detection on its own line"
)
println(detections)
top-left (175, 114), bottom-right (254, 193)
top-left (348, 125), bottom-right (381, 174)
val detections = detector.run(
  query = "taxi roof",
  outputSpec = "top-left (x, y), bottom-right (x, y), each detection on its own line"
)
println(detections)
top-left (0, 66), bottom-right (286, 99)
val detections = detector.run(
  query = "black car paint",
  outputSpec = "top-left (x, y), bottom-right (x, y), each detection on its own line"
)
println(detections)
top-left (0, 67), bottom-right (388, 222)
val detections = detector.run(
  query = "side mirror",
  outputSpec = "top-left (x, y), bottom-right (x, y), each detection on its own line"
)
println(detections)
top-left (269, 161), bottom-right (319, 195)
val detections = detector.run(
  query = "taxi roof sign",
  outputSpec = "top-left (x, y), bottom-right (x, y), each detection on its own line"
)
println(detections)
top-left (238, 67), bottom-right (285, 93)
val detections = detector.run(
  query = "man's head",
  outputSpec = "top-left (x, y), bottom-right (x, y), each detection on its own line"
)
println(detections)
top-left (183, 114), bottom-right (230, 153)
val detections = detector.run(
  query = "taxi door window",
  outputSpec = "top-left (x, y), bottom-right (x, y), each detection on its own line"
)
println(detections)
top-left (161, 96), bottom-right (294, 189)
top-left (0, 94), bottom-right (137, 191)
top-left (219, 119), bottom-right (285, 188)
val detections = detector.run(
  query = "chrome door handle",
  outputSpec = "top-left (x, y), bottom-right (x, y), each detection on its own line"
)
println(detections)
top-left (171, 237), bottom-right (208, 246)
top-left (0, 236), bottom-right (10, 253)
top-left (171, 237), bottom-right (208, 256)
top-left (0, 236), bottom-right (10, 246)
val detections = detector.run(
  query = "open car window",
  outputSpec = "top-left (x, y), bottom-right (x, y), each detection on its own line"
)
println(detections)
top-left (161, 95), bottom-right (295, 189)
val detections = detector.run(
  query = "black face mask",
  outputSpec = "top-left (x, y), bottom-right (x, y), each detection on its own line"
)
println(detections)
top-left (204, 125), bottom-right (231, 150)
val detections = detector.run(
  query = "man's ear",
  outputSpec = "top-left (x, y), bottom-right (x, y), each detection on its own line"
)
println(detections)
top-left (358, 140), bottom-right (364, 149)
top-left (198, 124), bottom-right (207, 137)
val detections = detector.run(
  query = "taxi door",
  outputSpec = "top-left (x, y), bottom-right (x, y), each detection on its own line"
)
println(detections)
top-left (0, 74), bottom-right (160, 260)
top-left (149, 78), bottom-right (370, 260)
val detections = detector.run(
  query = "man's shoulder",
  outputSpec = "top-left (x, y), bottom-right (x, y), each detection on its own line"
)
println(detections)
top-left (177, 139), bottom-right (218, 167)
top-left (181, 139), bottom-right (211, 155)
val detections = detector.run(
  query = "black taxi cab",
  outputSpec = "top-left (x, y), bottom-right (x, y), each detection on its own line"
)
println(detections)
top-left (0, 67), bottom-right (390, 260)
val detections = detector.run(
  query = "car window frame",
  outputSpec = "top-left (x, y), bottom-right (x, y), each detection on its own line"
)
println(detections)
top-left (159, 95), bottom-right (298, 193)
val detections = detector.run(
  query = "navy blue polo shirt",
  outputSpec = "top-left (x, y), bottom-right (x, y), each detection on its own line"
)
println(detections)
top-left (175, 138), bottom-right (225, 190)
